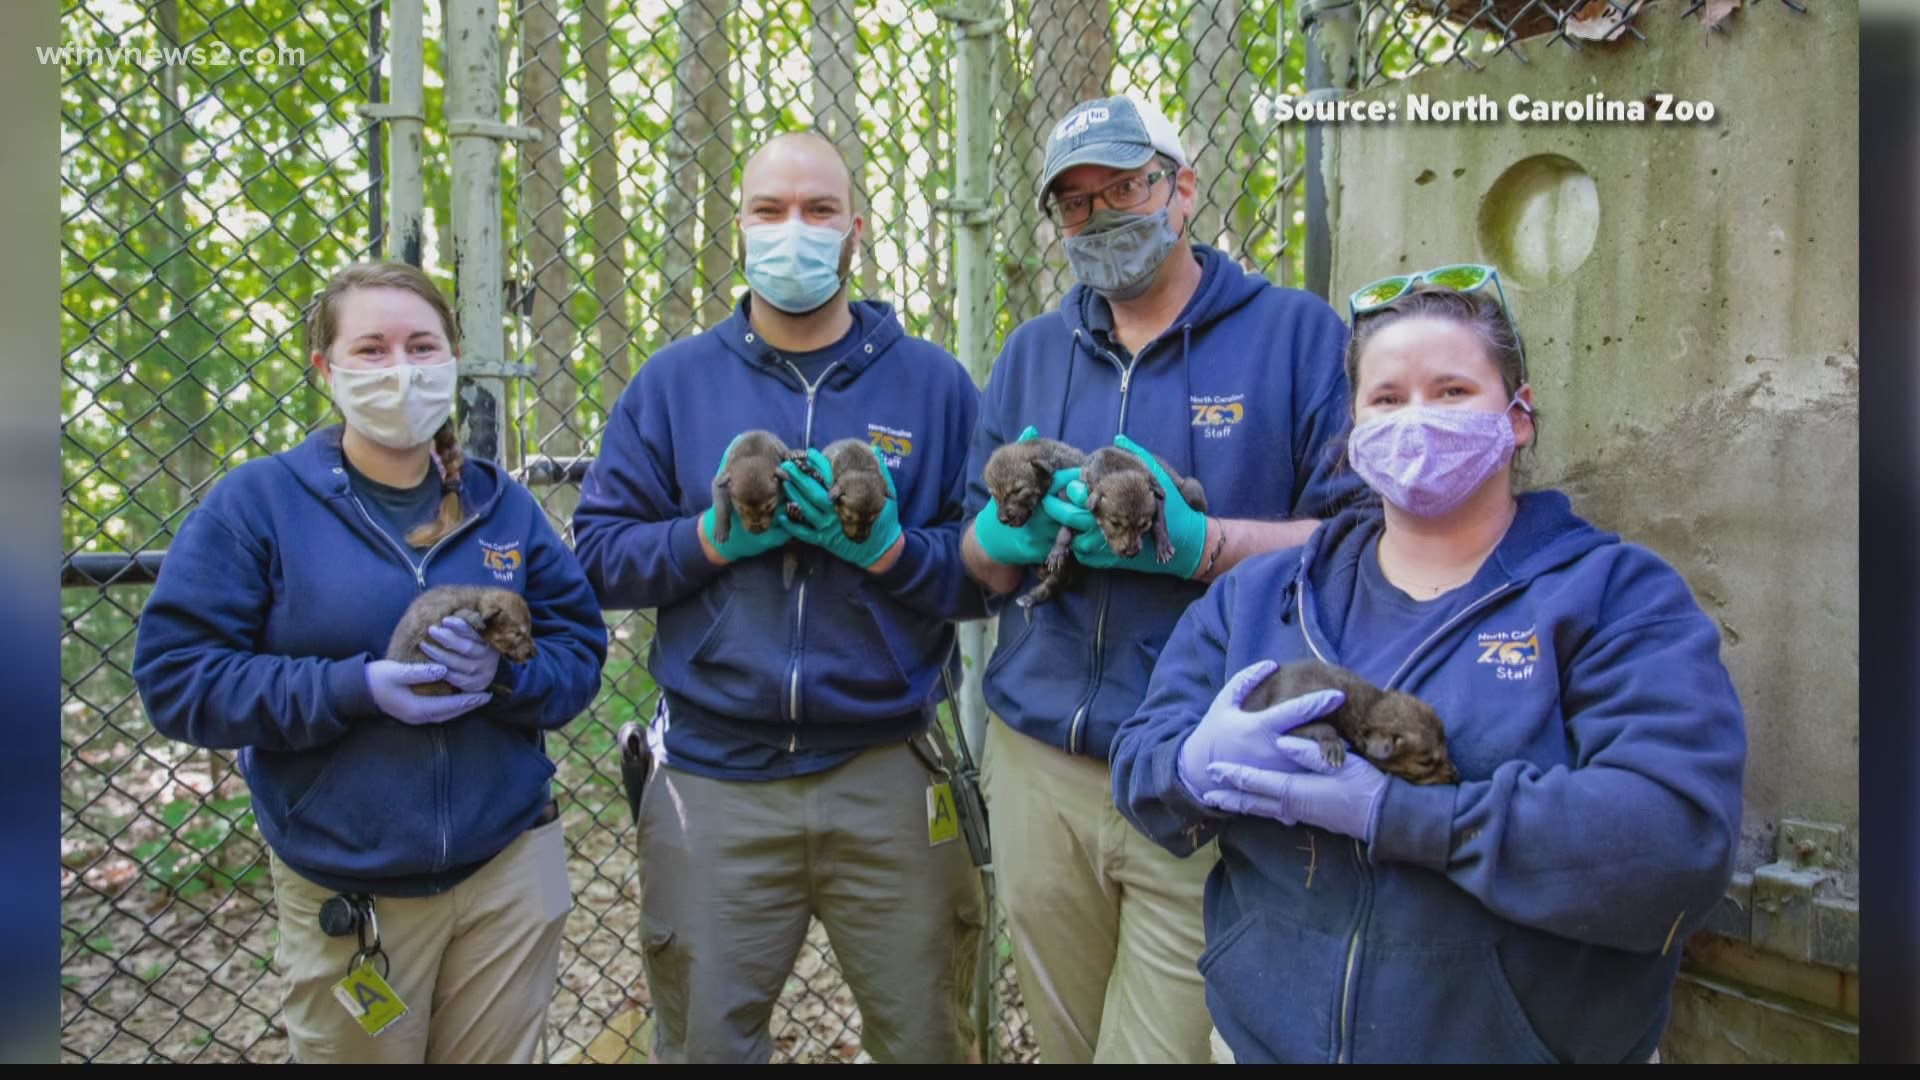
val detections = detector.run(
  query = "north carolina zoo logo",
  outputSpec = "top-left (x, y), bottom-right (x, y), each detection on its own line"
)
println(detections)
top-left (1190, 394), bottom-right (1246, 440)
top-left (480, 540), bottom-right (523, 582)
top-left (867, 423), bottom-right (913, 469)
top-left (1474, 627), bottom-right (1539, 682)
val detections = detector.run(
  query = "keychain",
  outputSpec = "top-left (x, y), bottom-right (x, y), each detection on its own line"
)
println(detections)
top-left (327, 894), bottom-right (409, 1036)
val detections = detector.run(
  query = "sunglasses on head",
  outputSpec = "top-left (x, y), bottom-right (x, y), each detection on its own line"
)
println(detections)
top-left (1348, 263), bottom-right (1528, 383)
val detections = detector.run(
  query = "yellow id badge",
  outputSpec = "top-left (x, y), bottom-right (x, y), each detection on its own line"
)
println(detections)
top-left (333, 961), bottom-right (408, 1036)
top-left (927, 782), bottom-right (959, 847)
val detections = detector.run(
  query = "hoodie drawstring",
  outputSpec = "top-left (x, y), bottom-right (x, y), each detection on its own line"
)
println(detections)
top-left (1057, 329), bottom-right (1085, 440)
top-left (1175, 321), bottom-right (1197, 485)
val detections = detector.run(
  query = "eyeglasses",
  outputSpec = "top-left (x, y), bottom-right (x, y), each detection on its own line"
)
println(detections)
top-left (1348, 263), bottom-right (1528, 382)
top-left (1043, 166), bottom-right (1179, 228)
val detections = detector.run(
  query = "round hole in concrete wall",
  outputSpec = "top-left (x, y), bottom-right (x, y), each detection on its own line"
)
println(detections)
top-left (1476, 154), bottom-right (1599, 287)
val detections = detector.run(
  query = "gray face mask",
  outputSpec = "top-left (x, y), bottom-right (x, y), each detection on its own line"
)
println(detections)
top-left (1062, 205), bottom-right (1181, 302)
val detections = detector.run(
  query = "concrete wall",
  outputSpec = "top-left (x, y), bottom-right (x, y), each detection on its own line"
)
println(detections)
top-left (1325, 4), bottom-right (1857, 1061)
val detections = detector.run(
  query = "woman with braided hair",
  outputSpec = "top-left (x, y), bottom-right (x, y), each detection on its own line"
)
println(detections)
top-left (133, 261), bottom-right (608, 1062)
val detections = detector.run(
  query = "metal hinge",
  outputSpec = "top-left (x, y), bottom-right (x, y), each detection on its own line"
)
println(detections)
top-left (1700, 818), bottom-right (1858, 972)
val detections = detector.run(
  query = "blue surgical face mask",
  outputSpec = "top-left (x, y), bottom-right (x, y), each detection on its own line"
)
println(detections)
top-left (743, 218), bottom-right (852, 314)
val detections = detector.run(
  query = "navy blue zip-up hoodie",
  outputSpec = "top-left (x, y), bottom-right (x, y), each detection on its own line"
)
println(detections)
top-left (1110, 491), bottom-right (1747, 1063)
top-left (572, 297), bottom-right (987, 762)
top-left (964, 243), bottom-right (1367, 760)
top-left (132, 425), bottom-right (609, 896)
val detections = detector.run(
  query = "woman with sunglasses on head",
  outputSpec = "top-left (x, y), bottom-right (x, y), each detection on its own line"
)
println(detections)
top-left (1109, 266), bottom-right (1747, 1063)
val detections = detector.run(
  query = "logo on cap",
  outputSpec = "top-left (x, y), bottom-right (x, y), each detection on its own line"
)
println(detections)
top-left (1054, 105), bottom-right (1112, 141)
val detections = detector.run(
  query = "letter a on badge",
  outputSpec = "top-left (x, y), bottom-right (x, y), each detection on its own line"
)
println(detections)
top-left (927, 783), bottom-right (959, 847)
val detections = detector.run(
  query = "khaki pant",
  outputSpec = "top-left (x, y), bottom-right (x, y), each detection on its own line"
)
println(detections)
top-left (635, 739), bottom-right (987, 1064)
top-left (982, 715), bottom-right (1218, 1064)
top-left (270, 816), bottom-right (573, 1063)
top-left (1210, 1027), bottom-right (1236, 1063)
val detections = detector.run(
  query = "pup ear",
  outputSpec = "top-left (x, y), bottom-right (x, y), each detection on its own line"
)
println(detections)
top-left (829, 483), bottom-right (844, 504)
top-left (1087, 491), bottom-right (1102, 515)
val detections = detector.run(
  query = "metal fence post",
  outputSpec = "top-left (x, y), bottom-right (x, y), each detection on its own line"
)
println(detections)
top-left (363, 0), bottom-right (427, 267)
top-left (1301, 0), bottom-right (1358, 301)
top-left (446, 0), bottom-right (537, 464)
top-left (936, 0), bottom-right (1001, 816)
top-left (937, 1), bottom-right (1005, 1060)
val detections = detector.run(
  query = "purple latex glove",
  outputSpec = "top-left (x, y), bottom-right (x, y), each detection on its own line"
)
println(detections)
top-left (364, 660), bottom-right (491, 726)
top-left (418, 616), bottom-right (503, 693)
top-left (1202, 738), bottom-right (1390, 843)
top-left (1177, 659), bottom-right (1346, 805)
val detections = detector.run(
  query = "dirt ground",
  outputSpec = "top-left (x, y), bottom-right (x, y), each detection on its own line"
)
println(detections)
top-left (60, 729), bottom-right (1036, 1063)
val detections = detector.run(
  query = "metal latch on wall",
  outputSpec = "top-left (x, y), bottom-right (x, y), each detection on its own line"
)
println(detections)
top-left (1701, 818), bottom-right (1858, 972)
top-left (932, 198), bottom-right (994, 228)
top-left (446, 118), bottom-right (542, 142)
top-left (930, 4), bottom-right (1007, 39)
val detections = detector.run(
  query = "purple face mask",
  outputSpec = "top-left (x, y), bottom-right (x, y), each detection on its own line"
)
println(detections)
top-left (1347, 397), bottom-right (1528, 517)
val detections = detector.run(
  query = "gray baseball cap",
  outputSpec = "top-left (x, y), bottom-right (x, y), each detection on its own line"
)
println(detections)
top-left (1036, 95), bottom-right (1189, 214)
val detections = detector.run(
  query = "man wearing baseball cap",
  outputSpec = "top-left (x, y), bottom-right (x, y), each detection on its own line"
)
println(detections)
top-left (959, 94), bottom-right (1367, 1063)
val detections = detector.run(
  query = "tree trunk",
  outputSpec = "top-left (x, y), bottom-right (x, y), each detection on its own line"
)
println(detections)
top-left (519, 0), bottom-right (578, 470)
top-left (695, 0), bottom-right (737, 327)
top-left (809, 0), bottom-right (875, 299)
top-left (661, 0), bottom-right (730, 339)
top-left (1186, 0), bottom-right (1253, 258)
top-left (155, 0), bottom-right (214, 512)
top-left (1025, 0), bottom-right (1111, 312)
top-left (998, 3), bottom-right (1039, 326)
top-left (583, 0), bottom-right (630, 412)
top-left (926, 40), bottom-right (952, 349)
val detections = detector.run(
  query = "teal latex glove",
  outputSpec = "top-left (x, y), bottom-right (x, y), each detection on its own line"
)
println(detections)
top-left (975, 426), bottom-right (1077, 567)
top-left (778, 444), bottom-right (903, 568)
top-left (1050, 433), bottom-right (1209, 578)
top-left (701, 433), bottom-right (793, 563)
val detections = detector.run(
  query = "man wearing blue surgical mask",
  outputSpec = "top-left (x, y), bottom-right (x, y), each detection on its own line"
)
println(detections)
top-left (960, 95), bottom-right (1371, 1064)
top-left (574, 131), bottom-right (990, 1063)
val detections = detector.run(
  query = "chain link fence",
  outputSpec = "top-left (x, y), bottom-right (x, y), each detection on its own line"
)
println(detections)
top-left (1349, 0), bottom-right (1805, 89)
top-left (60, 0), bottom-right (1756, 1064)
